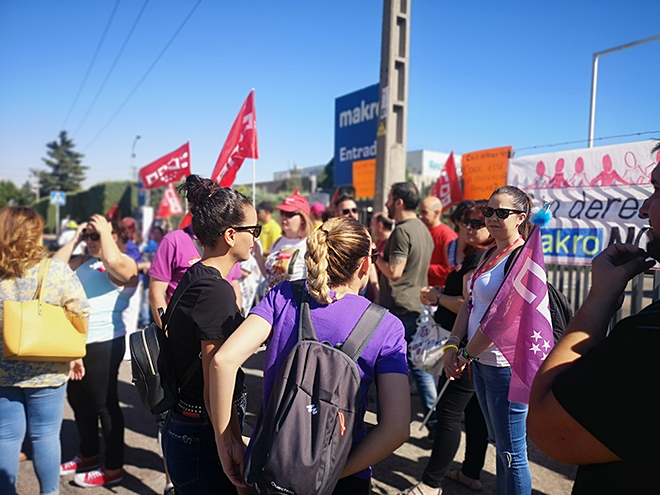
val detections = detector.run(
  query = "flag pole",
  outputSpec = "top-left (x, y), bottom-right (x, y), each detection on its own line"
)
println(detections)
top-left (252, 157), bottom-right (256, 205)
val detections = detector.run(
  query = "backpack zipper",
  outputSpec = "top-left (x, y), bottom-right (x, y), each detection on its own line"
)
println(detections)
top-left (141, 330), bottom-right (156, 375)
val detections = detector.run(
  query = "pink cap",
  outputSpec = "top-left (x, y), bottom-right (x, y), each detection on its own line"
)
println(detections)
top-left (275, 191), bottom-right (310, 216)
top-left (310, 202), bottom-right (326, 216)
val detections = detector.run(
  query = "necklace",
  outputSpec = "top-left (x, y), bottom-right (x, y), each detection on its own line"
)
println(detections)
top-left (467, 236), bottom-right (522, 313)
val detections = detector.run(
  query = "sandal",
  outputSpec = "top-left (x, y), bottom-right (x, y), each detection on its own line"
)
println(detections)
top-left (396, 482), bottom-right (442, 495)
top-left (445, 469), bottom-right (482, 491)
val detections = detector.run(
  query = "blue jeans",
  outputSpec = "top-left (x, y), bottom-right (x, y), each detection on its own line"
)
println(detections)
top-left (400, 315), bottom-right (437, 430)
top-left (472, 362), bottom-right (531, 495)
top-left (0, 384), bottom-right (67, 495)
top-left (162, 408), bottom-right (237, 495)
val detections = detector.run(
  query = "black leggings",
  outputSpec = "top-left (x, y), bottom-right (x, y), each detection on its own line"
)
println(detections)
top-left (333, 475), bottom-right (371, 494)
top-left (421, 370), bottom-right (489, 488)
top-left (67, 337), bottom-right (125, 470)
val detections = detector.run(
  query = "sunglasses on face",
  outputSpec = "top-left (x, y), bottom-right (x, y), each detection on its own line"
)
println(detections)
top-left (230, 225), bottom-right (262, 238)
top-left (341, 208), bottom-right (358, 216)
top-left (280, 211), bottom-right (299, 219)
top-left (81, 230), bottom-right (100, 242)
top-left (482, 207), bottom-right (524, 219)
top-left (462, 218), bottom-right (486, 230)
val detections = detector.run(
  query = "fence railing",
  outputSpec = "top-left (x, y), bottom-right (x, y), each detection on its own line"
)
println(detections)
top-left (547, 264), bottom-right (660, 325)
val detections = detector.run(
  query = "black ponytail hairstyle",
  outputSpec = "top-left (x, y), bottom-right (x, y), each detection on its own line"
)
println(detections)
top-left (490, 185), bottom-right (534, 239)
top-left (177, 175), bottom-right (252, 248)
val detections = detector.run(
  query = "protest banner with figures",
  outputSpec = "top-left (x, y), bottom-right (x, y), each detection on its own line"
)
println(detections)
top-left (508, 140), bottom-right (658, 265)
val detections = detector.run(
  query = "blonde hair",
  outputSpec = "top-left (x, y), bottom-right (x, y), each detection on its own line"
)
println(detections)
top-left (304, 217), bottom-right (371, 304)
top-left (0, 207), bottom-right (47, 279)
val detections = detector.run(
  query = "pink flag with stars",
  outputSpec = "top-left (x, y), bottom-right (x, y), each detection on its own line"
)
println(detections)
top-left (478, 226), bottom-right (554, 404)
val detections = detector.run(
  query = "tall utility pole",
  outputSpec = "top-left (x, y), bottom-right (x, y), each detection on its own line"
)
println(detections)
top-left (374, 0), bottom-right (411, 212)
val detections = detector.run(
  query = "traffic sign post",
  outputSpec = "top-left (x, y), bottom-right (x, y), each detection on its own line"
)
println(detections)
top-left (50, 191), bottom-right (66, 235)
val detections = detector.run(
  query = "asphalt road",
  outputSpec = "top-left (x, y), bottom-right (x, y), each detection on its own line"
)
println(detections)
top-left (17, 349), bottom-right (576, 494)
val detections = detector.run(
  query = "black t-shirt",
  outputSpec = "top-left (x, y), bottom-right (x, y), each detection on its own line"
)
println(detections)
top-left (434, 250), bottom-right (482, 332)
top-left (166, 262), bottom-right (244, 406)
top-left (552, 300), bottom-right (660, 493)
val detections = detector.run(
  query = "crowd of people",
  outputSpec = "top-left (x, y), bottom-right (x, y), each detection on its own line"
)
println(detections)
top-left (2, 149), bottom-right (658, 494)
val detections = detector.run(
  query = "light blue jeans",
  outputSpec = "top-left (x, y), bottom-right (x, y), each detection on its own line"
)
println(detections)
top-left (472, 362), bottom-right (531, 495)
top-left (0, 384), bottom-right (67, 495)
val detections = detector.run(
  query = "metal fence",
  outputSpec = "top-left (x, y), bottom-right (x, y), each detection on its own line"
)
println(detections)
top-left (547, 264), bottom-right (660, 325)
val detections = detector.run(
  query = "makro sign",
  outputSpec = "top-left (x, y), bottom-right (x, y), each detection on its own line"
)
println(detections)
top-left (334, 84), bottom-right (379, 187)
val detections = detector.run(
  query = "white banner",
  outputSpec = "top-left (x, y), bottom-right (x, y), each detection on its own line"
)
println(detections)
top-left (508, 141), bottom-right (659, 265)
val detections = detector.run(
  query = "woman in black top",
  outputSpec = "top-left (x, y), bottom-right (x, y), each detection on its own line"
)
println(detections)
top-left (162, 175), bottom-right (260, 495)
top-left (401, 201), bottom-right (493, 495)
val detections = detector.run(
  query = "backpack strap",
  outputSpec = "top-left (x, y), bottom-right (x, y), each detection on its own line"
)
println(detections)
top-left (503, 245), bottom-right (524, 275)
top-left (340, 304), bottom-right (388, 361)
top-left (291, 279), bottom-right (318, 342)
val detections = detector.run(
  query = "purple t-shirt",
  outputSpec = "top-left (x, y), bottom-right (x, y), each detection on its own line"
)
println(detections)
top-left (149, 227), bottom-right (202, 302)
top-left (250, 280), bottom-right (408, 478)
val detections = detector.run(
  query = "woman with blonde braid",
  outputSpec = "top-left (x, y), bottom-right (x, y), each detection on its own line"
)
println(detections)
top-left (209, 217), bottom-right (410, 494)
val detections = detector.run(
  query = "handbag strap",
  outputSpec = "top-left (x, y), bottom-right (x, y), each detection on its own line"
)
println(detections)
top-left (34, 258), bottom-right (52, 310)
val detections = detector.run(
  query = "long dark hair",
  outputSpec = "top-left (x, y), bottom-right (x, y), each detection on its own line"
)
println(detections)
top-left (178, 175), bottom-right (252, 248)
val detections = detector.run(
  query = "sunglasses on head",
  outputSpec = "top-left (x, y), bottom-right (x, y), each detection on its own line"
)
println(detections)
top-left (341, 208), bottom-right (358, 216)
top-left (81, 230), bottom-right (100, 242)
top-left (482, 207), bottom-right (524, 219)
top-left (280, 210), bottom-right (299, 218)
top-left (370, 249), bottom-right (379, 264)
top-left (462, 218), bottom-right (486, 230)
top-left (229, 225), bottom-right (262, 238)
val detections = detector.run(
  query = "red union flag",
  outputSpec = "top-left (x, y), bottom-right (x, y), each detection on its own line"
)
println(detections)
top-left (211, 90), bottom-right (258, 187)
top-left (478, 226), bottom-right (554, 404)
top-left (431, 152), bottom-right (463, 212)
top-left (139, 142), bottom-right (191, 189)
top-left (156, 183), bottom-right (183, 218)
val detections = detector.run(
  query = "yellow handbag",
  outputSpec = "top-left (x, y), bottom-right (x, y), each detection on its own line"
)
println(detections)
top-left (3, 258), bottom-right (88, 361)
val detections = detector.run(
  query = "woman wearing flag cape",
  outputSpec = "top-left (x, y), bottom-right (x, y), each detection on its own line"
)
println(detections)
top-left (443, 186), bottom-right (534, 495)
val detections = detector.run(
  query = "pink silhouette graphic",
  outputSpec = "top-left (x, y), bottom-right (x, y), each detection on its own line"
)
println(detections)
top-left (645, 150), bottom-right (660, 178)
top-left (528, 160), bottom-right (550, 189)
top-left (622, 151), bottom-right (647, 184)
top-left (547, 158), bottom-right (570, 188)
top-left (568, 156), bottom-right (589, 187)
top-left (589, 154), bottom-right (630, 187)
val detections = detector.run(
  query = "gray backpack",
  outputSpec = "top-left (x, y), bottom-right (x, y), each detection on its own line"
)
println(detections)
top-left (243, 280), bottom-right (387, 495)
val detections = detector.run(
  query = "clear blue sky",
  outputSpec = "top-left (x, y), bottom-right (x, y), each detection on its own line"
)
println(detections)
top-left (1, 0), bottom-right (658, 190)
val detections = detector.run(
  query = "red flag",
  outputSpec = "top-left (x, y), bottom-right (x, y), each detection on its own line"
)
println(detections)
top-left (178, 211), bottom-right (192, 230)
top-left (211, 90), bottom-right (258, 187)
top-left (156, 183), bottom-right (184, 218)
top-left (106, 202), bottom-right (120, 220)
top-left (431, 152), bottom-right (463, 212)
top-left (139, 142), bottom-right (191, 189)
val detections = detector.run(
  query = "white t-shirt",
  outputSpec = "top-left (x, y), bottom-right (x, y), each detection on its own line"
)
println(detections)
top-left (264, 236), bottom-right (307, 293)
top-left (467, 255), bottom-right (510, 367)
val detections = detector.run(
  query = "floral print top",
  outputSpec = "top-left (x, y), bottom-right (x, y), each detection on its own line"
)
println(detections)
top-left (0, 258), bottom-right (90, 388)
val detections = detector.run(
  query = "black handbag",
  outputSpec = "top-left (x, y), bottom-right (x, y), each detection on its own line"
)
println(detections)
top-left (129, 278), bottom-right (204, 415)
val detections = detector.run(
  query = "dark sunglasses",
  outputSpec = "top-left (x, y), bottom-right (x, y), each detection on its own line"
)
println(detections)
top-left (81, 230), bottom-right (100, 241)
top-left (230, 224), bottom-right (262, 238)
top-left (462, 219), bottom-right (486, 230)
top-left (341, 208), bottom-right (358, 216)
top-left (280, 210), bottom-right (300, 218)
top-left (482, 207), bottom-right (524, 219)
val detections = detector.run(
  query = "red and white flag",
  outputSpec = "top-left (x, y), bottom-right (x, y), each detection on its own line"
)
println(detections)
top-left (211, 90), bottom-right (258, 187)
top-left (156, 183), bottom-right (183, 218)
top-left (431, 152), bottom-right (463, 212)
top-left (139, 142), bottom-right (191, 189)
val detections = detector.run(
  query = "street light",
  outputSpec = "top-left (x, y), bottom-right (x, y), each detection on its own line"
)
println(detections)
top-left (588, 34), bottom-right (660, 148)
top-left (131, 135), bottom-right (141, 180)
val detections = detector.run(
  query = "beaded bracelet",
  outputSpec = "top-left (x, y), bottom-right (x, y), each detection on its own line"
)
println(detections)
top-left (446, 335), bottom-right (460, 345)
top-left (457, 347), bottom-right (479, 363)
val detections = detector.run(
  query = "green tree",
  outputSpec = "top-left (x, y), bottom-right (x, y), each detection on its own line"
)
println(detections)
top-left (32, 131), bottom-right (88, 197)
top-left (0, 180), bottom-right (24, 208)
top-left (317, 157), bottom-right (334, 190)
top-left (20, 181), bottom-right (36, 204)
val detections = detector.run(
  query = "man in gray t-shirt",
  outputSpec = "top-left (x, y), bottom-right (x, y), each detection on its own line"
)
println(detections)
top-left (375, 182), bottom-right (436, 433)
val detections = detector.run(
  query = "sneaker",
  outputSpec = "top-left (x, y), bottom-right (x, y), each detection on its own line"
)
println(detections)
top-left (74, 467), bottom-right (124, 487)
top-left (164, 483), bottom-right (176, 495)
top-left (60, 454), bottom-right (101, 475)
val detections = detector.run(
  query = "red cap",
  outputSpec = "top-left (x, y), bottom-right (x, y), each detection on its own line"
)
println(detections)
top-left (275, 190), bottom-right (310, 216)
